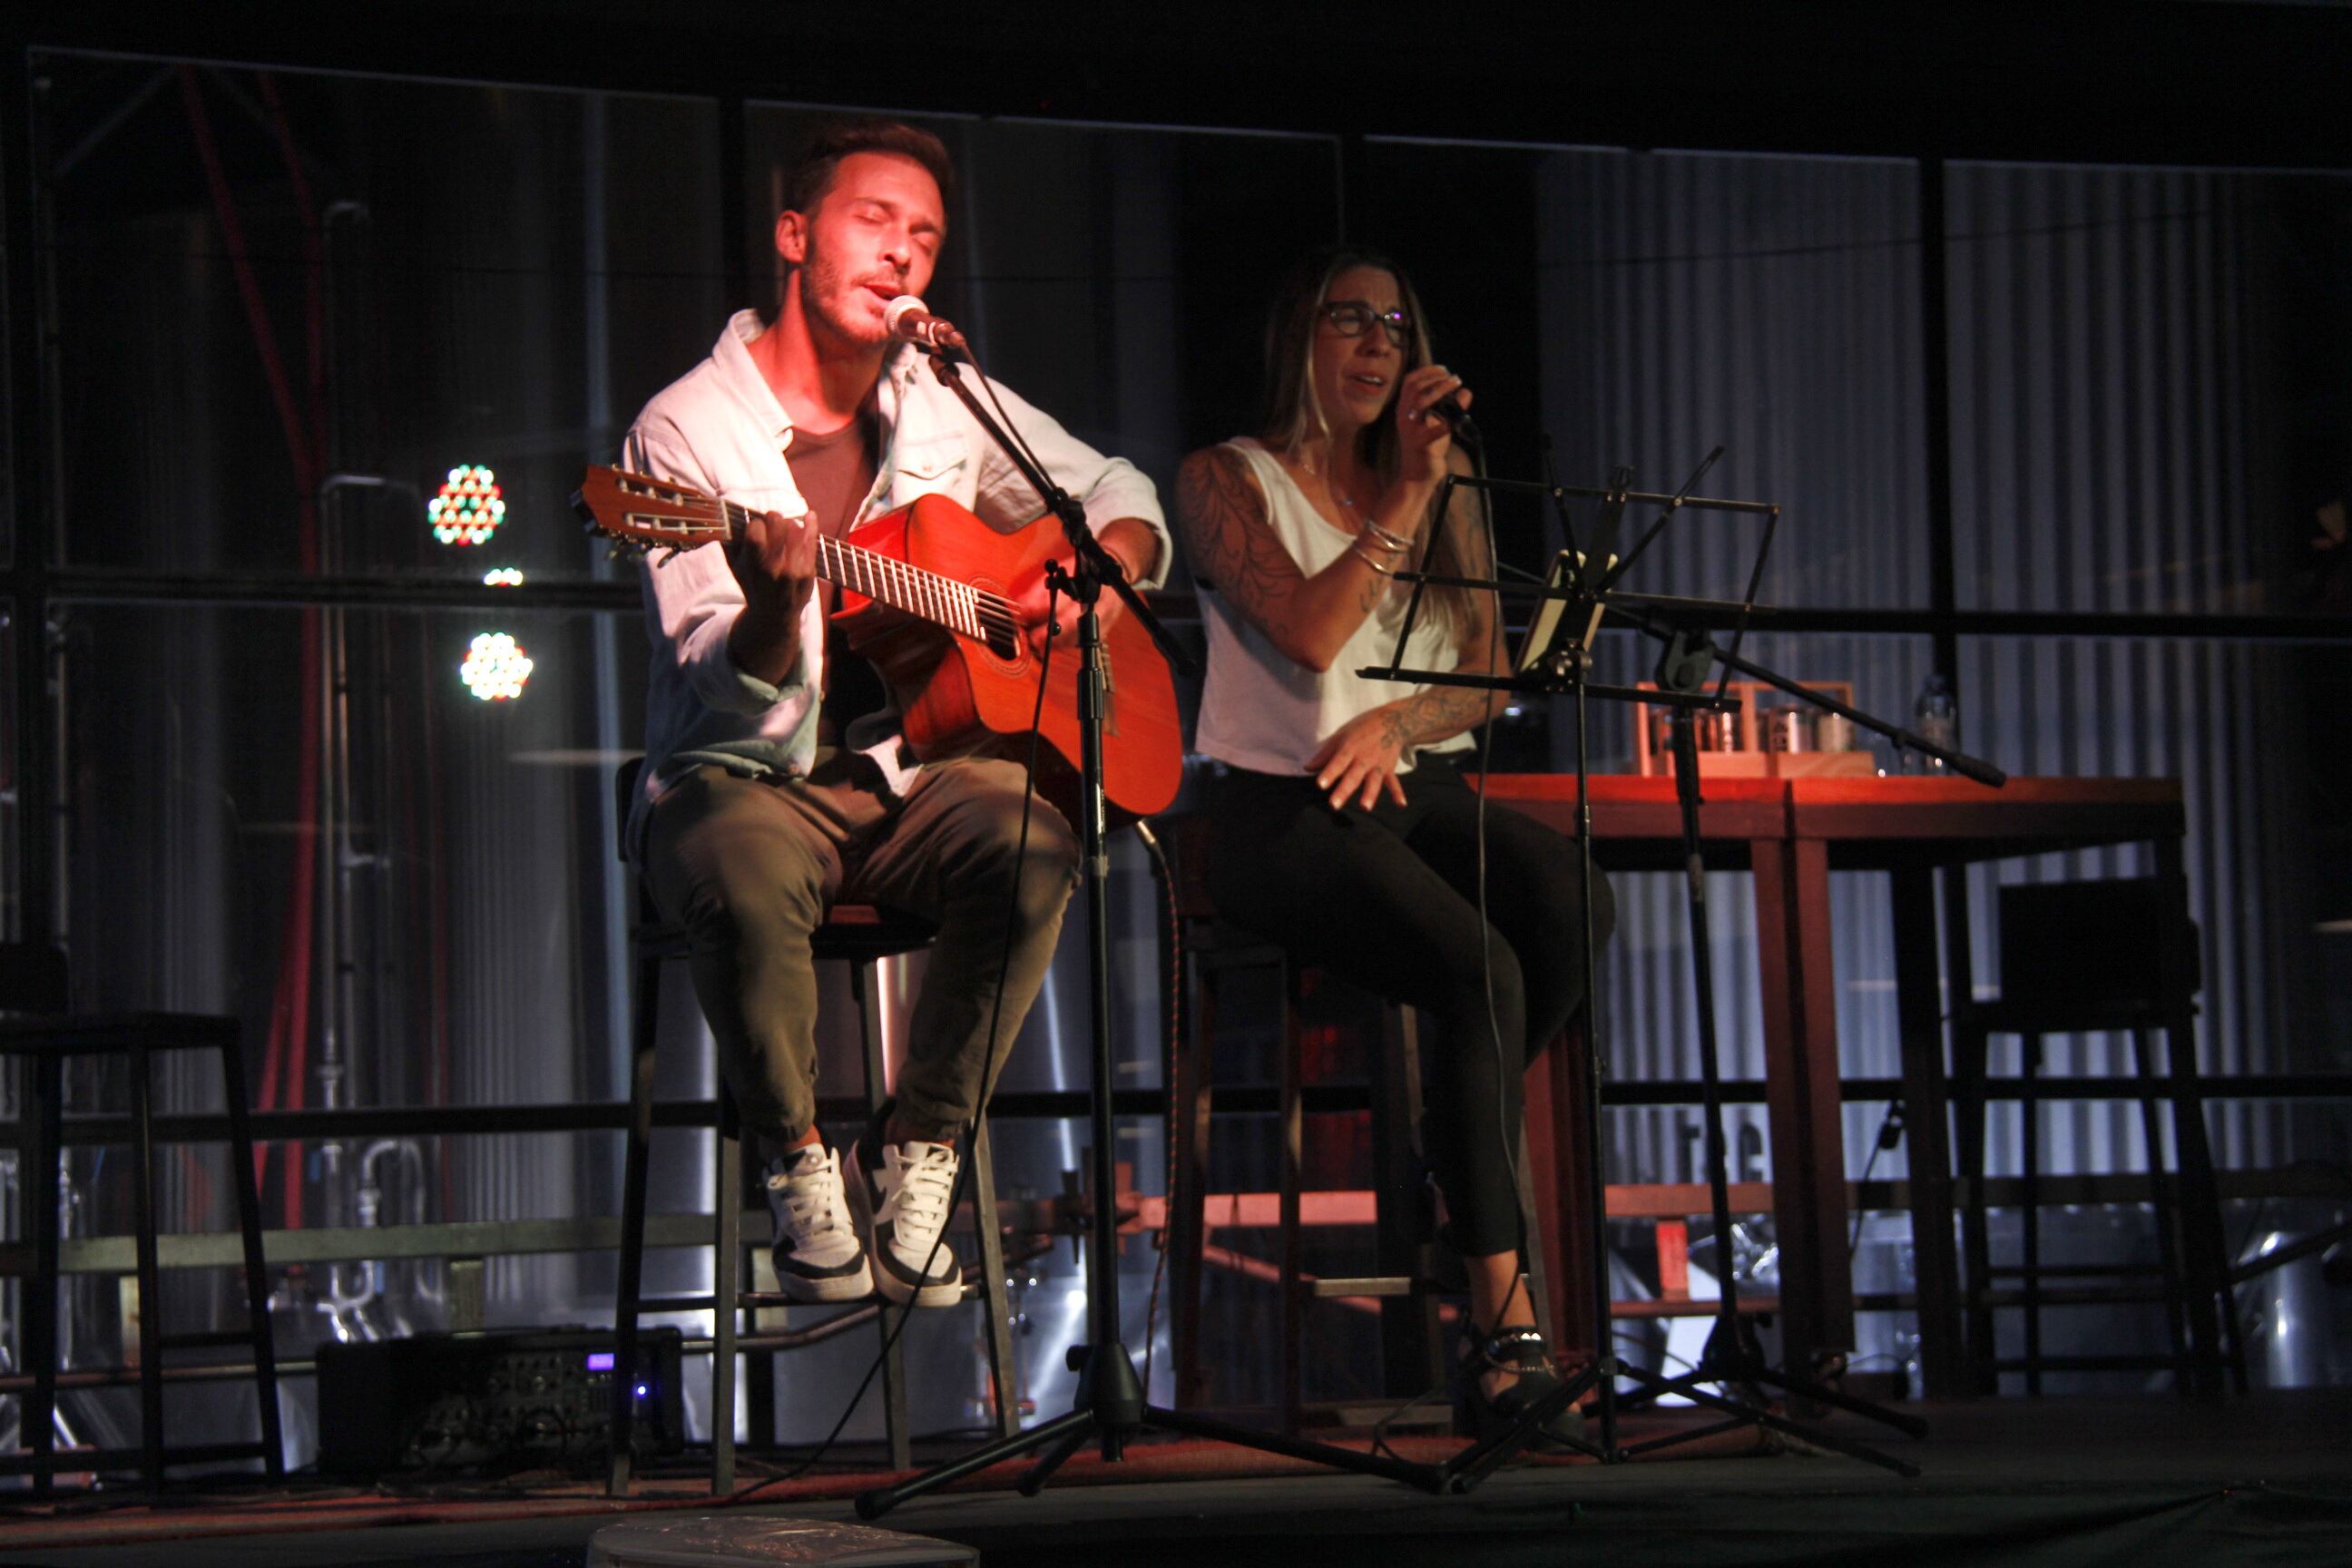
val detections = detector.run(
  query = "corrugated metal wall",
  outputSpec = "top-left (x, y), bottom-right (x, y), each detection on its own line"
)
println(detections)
top-left (1534, 150), bottom-right (2336, 1193)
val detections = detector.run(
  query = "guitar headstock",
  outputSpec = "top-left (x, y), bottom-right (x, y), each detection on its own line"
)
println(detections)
top-left (572, 466), bottom-right (734, 562)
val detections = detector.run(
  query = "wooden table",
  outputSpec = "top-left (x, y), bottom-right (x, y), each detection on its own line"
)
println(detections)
top-left (1477, 774), bottom-right (2190, 1393)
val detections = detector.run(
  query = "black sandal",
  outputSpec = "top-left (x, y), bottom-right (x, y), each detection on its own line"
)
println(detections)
top-left (1459, 1327), bottom-right (1587, 1453)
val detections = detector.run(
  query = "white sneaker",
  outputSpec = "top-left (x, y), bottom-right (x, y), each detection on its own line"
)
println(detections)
top-left (763, 1145), bottom-right (873, 1303)
top-left (848, 1136), bottom-right (965, 1308)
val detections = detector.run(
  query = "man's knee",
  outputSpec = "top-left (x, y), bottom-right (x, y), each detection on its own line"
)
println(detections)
top-left (950, 785), bottom-right (1081, 916)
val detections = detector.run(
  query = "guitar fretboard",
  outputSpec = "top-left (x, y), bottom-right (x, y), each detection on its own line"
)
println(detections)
top-left (716, 498), bottom-right (1022, 654)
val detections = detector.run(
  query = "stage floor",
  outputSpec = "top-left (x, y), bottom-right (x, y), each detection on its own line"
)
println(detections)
top-left (3, 1392), bottom-right (2347, 1567)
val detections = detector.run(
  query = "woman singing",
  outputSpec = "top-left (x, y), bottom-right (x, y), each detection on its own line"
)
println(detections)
top-left (1174, 249), bottom-right (1614, 1442)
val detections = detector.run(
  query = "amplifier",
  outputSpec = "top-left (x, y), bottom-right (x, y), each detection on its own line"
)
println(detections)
top-left (317, 1327), bottom-right (685, 1475)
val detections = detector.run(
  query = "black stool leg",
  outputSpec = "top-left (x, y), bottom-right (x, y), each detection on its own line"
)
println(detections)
top-left (852, 956), bottom-right (912, 1473)
top-left (1952, 1016), bottom-right (1995, 1395)
top-left (2160, 1022), bottom-right (2230, 1397)
top-left (968, 1116), bottom-right (1018, 1439)
top-left (216, 1028), bottom-right (283, 1477)
top-left (607, 946), bottom-right (662, 1497)
top-left (129, 1045), bottom-right (166, 1488)
top-left (2020, 1035), bottom-right (2043, 1396)
top-left (26, 1054), bottom-right (64, 1496)
top-left (1167, 943), bottom-right (1217, 1412)
top-left (712, 1083), bottom-right (742, 1494)
top-left (2128, 1028), bottom-right (2193, 1395)
top-left (1279, 959), bottom-right (1304, 1438)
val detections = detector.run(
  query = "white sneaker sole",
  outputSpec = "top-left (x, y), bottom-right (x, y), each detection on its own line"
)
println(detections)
top-left (848, 1143), bottom-right (965, 1309)
top-left (773, 1257), bottom-right (873, 1304)
top-left (873, 1262), bottom-right (964, 1309)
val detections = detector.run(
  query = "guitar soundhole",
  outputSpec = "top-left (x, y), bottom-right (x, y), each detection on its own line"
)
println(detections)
top-left (969, 574), bottom-right (1028, 675)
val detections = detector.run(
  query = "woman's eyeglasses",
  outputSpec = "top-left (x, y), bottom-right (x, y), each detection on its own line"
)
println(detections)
top-left (1318, 300), bottom-right (1413, 348)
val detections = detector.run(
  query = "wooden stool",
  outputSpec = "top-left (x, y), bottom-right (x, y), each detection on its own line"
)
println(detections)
top-left (606, 764), bottom-right (1017, 1495)
top-left (1952, 877), bottom-right (2242, 1396)
top-left (0, 944), bottom-right (283, 1494)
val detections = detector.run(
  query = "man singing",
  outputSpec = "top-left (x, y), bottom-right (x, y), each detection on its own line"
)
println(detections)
top-left (623, 120), bottom-right (1168, 1308)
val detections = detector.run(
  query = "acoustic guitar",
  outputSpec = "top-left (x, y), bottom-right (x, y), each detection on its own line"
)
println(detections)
top-left (574, 466), bottom-right (1181, 822)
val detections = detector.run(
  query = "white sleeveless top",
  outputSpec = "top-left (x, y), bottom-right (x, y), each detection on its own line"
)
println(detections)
top-left (1195, 439), bottom-right (1471, 777)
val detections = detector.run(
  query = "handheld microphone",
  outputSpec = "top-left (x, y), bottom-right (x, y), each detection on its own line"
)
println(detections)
top-left (1427, 393), bottom-right (1479, 439)
top-left (883, 295), bottom-right (967, 354)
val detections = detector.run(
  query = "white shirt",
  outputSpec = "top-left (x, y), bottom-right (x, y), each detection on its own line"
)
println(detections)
top-left (623, 310), bottom-right (1170, 855)
top-left (1193, 439), bottom-right (1471, 778)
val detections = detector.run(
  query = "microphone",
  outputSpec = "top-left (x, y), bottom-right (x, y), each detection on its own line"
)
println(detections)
top-left (1426, 392), bottom-right (1479, 440)
top-left (884, 295), bottom-right (967, 354)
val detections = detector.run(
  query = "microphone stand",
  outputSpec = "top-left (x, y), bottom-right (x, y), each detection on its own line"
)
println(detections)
top-left (858, 347), bottom-right (1446, 1519)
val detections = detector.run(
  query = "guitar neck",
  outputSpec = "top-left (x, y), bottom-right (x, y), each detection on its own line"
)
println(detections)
top-left (717, 496), bottom-right (1016, 647)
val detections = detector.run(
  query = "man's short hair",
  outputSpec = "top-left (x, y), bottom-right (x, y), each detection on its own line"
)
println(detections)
top-left (781, 118), bottom-right (957, 220)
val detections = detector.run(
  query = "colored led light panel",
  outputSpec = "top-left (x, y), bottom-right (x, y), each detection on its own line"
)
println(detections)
top-left (430, 465), bottom-right (506, 546)
top-left (459, 631), bottom-right (534, 701)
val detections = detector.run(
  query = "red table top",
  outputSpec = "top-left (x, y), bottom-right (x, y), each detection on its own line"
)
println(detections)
top-left (1471, 774), bottom-right (2185, 868)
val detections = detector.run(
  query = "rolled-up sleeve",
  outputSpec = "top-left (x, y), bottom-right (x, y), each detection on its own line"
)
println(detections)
top-left (626, 423), bottom-right (815, 717)
top-left (968, 382), bottom-right (1171, 591)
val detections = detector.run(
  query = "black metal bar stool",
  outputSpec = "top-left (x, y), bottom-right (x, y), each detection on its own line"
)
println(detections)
top-left (605, 763), bottom-right (1017, 1495)
top-left (0, 944), bottom-right (283, 1494)
top-left (1161, 818), bottom-right (1548, 1434)
top-left (1951, 877), bottom-right (2243, 1397)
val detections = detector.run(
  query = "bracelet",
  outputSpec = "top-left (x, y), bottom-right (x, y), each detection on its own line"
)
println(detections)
top-left (1349, 541), bottom-right (1396, 574)
top-left (1362, 522), bottom-right (1413, 553)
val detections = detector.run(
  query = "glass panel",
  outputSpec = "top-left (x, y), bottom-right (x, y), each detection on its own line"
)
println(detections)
top-left (1948, 163), bottom-right (2352, 616)
top-left (40, 54), bottom-right (723, 581)
top-left (0, 603), bottom-right (14, 938)
top-left (1421, 143), bottom-right (1931, 611)
top-left (1955, 635), bottom-right (2347, 1110)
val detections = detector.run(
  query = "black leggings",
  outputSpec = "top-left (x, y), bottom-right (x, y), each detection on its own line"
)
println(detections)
top-left (1203, 759), bottom-right (1614, 1258)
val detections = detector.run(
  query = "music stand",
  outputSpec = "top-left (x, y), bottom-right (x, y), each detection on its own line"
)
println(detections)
top-left (1360, 450), bottom-right (1928, 1488)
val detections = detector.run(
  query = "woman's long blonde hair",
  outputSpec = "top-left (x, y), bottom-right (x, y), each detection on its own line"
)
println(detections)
top-left (1259, 247), bottom-right (1475, 631)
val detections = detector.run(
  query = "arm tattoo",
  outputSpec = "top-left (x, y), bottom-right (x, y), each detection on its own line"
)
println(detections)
top-left (1385, 487), bottom-right (1504, 748)
top-left (1174, 446), bottom-right (1308, 648)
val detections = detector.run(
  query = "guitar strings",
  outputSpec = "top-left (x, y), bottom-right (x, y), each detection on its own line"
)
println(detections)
top-left (711, 495), bottom-right (1026, 658)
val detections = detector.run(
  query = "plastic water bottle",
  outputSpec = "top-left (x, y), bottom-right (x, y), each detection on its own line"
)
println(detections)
top-left (1913, 673), bottom-right (1957, 773)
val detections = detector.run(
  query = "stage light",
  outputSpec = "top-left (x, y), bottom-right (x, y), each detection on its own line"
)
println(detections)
top-left (429, 465), bottom-right (506, 546)
top-left (459, 632), bottom-right (534, 701)
top-left (483, 567), bottom-right (524, 586)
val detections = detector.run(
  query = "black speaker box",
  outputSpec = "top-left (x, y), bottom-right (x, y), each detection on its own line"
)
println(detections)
top-left (317, 1326), bottom-right (685, 1475)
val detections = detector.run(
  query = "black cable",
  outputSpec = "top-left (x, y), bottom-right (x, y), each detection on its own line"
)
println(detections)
top-left (1133, 823), bottom-right (1183, 1403)
top-left (1459, 427), bottom-right (1537, 1351)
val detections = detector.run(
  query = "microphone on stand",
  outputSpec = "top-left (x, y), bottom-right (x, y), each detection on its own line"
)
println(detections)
top-left (884, 295), bottom-right (969, 355)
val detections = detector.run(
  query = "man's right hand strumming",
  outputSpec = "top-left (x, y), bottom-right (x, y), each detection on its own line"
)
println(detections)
top-left (727, 507), bottom-right (819, 687)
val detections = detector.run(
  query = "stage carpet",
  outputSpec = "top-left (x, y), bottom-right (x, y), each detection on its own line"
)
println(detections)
top-left (1, 1393), bottom-right (2347, 1566)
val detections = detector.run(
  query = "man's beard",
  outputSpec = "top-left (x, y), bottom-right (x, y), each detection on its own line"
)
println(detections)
top-left (799, 253), bottom-right (892, 349)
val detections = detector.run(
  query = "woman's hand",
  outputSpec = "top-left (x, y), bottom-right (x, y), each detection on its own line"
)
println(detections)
top-left (1304, 708), bottom-right (1411, 811)
top-left (1391, 363), bottom-right (1470, 489)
